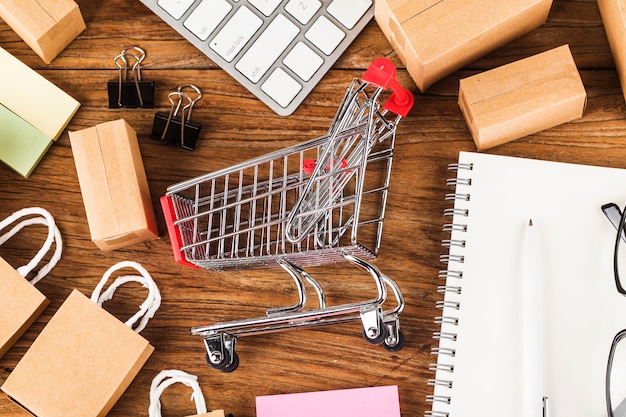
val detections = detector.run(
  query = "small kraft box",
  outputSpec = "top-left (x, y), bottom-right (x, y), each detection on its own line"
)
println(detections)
top-left (374, 0), bottom-right (553, 91)
top-left (1, 261), bottom-right (160, 417)
top-left (598, 0), bottom-right (626, 103)
top-left (0, 0), bottom-right (85, 64)
top-left (68, 119), bottom-right (159, 251)
top-left (458, 44), bottom-right (587, 151)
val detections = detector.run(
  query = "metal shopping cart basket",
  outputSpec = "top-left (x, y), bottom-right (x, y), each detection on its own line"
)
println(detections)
top-left (191, 252), bottom-right (405, 372)
top-left (160, 58), bottom-right (414, 271)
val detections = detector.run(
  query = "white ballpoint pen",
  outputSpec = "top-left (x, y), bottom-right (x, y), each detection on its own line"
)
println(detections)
top-left (522, 219), bottom-right (545, 417)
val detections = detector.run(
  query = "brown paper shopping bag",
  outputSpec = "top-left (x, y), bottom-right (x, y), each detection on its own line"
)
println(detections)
top-left (149, 369), bottom-right (226, 417)
top-left (1, 261), bottom-right (161, 417)
top-left (0, 207), bottom-right (62, 358)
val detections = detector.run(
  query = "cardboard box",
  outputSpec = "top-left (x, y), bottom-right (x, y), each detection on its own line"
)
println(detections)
top-left (598, 0), bottom-right (626, 102)
top-left (0, 257), bottom-right (49, 358)
top-left (0, 0), bottom-right (86, 64)
top-left (69, 119), bottom-right (159, 251)
top-left (374, 0), bottom-right (553, 91)
top-left (1, 289), bottom-right (154, 417)
top-left (458, 44), bottom-right (587, 150)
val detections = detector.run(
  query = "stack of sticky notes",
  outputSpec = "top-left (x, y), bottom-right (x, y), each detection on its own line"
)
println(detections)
top-left (256, 386), bottom-right (401, 417)
top-left (0, 47), bottom-right (80, 177)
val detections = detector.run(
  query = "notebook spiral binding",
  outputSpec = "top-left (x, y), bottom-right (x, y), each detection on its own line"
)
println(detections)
top-left (425, 161), bottom-right (473, 417)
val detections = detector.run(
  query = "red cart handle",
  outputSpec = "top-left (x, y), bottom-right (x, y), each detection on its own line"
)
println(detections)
top-left (362, 57), bottom-right (414, 117)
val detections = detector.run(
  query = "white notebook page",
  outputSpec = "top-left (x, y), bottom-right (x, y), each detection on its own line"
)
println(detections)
top-left (431, 151), bottom-right (626, 417)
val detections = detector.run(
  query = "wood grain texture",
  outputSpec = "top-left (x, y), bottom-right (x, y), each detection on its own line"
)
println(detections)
top-left (1, 0), bottom-right (625, 416)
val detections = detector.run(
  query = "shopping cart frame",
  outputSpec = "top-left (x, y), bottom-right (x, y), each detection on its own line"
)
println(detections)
top-left (161, 58), bottom-right (413, 271)
top-left (190, 253), bottom-right (405, 372)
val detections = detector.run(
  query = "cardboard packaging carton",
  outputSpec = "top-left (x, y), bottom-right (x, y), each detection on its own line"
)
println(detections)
top-left (0, 47), bottom-right (80, 177)
top-left (374, 0), bottom-right (553, 91)
top-left (457, 44), bottom-right (587, 151)
top-left (0, 0), bottom-right (86, 64)
top-left (598, 0), bottom-right (626, 102)
top-left (68, 119), bottom-right (159, 251)
top-left (1, 261), bottom-right (159, 417)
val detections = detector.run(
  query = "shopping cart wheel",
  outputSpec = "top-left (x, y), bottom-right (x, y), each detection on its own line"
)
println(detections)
top-left (362, 324), bottom-right (388, 345)
top-left (205, 349), bottom-right (239, 372)
top-left (220, 351), bottom-right (239, 373)
top-left (383, 330), bottom-right (405, 352)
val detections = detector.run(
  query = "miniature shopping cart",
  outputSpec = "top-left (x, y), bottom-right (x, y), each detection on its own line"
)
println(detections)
top-left (191, 253), bottom-right (405, 372)
top-left (160, 58), bottom-right (414, 271)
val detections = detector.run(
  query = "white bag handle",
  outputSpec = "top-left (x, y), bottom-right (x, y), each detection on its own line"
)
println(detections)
top-left (0, 207), bottom-right (63, 285)
top-left (90, 261), bottom-right (161, 333)
top-left (148, 369), bottom-right (208, 417)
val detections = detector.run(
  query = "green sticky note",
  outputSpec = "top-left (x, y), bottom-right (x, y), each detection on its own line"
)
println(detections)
top-left (0, 104), bottom-right (53, 178)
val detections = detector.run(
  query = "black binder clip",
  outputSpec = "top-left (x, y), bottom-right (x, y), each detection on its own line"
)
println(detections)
top-left (150, 84), bottom-right (203, 151)
top-left (107, 46), bottom-right (155, 108)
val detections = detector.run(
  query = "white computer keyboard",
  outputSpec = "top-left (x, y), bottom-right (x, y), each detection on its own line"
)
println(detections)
top-left (139, 0), bottom-right (373, 116)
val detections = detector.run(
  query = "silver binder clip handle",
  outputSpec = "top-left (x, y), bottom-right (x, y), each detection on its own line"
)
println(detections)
top-left (177, 84), bottom-right (202, 122)
top-left (121, 46), bottom-right (146, 81)
top-left (162, 85), bottom-right (203, 145)
top-left (163, 91), bottom-right (190, 143)
top-left (114, 46), bottom-right (147, 107)
top-left (113, 52), bottom-right (129, 107)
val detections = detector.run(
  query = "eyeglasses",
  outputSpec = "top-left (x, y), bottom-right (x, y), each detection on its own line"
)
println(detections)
top-left (603, 202), bottom-right (626, 417)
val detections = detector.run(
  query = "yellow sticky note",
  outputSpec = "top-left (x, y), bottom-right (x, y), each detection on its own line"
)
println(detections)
top-left (0, 47), bottom-right (80, 140)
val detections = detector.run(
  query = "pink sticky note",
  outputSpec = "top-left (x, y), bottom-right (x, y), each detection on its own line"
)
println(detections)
top-left (256, 385), bottom-right (401, 417)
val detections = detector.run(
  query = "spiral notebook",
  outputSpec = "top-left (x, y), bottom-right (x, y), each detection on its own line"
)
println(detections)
top-left (428, 151), bottom-right (626, 417)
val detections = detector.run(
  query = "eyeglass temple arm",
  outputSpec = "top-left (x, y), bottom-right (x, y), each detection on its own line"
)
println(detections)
top-left (602, 203), bottom-right (626, 243)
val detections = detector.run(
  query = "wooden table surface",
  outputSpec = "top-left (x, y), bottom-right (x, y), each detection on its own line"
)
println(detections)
top-left (0, 0), bottom-right (623, 416)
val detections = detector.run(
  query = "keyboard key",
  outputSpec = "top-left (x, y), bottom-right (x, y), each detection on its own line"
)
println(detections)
top-left (327, 0), bottom-right (372, 30)
top-left (249, 0), bottom-right (282, 16)
top-left (139, 0), bottom-right (373, 115)
top-left (285, 0), bottom-right (322, 25)
top-left (235, 14), bottom-right (299, 83)
top-left (261, 68), bottom-right (302, 108)
top-left (184, 0), bottom-right (232, 41)
top-left (157, 0), bottom-right (195, 20)
top-left (210, 6), bottom-right (263, 63)
top-left (283, 42), bottom-right (323, 82)
top-left (305, 16), bottom-right (345, 56)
